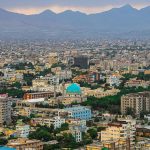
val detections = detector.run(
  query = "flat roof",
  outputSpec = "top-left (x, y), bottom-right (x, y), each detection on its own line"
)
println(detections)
top-left (65, 106), bottom-right (90, 112)
top-left (25, 98), bottom-right (44, 103)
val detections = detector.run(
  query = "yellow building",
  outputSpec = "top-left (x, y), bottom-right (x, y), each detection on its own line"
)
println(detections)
top-left (100, 119), bottom-right (136, 149)
top-left (82, 87), bottom-right (120, 98)
top-left (144, 70), bottom-right (150, 75)
top-left (86, 144), bottom-right (102, 150)
top-left (18, 107), bottom-right (31, 117)
top-left (86, 139), bottom-right (130, 150)
top-left (7, 138), bottom-right (43, 150)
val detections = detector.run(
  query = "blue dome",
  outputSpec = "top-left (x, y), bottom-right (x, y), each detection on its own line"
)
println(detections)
top-left (66, 83), bottom-right (81, 94)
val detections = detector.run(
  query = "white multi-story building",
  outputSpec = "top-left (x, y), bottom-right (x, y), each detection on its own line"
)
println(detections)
top-left (72, 129), bottom-right (82, 142)
top-left (32, 116), bottom-right (65, 129)
top-left (107, 75), bottom-right (121, 87)
top-left (69, 125), bottom-right (87, 142)
top-left (16, 124), bottom-right (30, 138)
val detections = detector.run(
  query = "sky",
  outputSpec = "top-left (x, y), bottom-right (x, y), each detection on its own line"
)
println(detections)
top-left (0, 0), bottom-right (150, 14)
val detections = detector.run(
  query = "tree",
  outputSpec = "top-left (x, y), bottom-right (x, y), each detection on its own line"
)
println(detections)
top-left (23, 73), bottom-right (35, 86)
top-left (60, 123), bottom-right (69, 131)
top-left (81, 86), bottom-right (150, 112)
top-left (0, 138), bottom-right (8, 145)
top-left (82, 132), bottom-right (92, 145)
top-left (37, 68), bottom-right (52, 77)
top-left (0, 88), bottom-right (24, 98)
top-left (28, 126), bottom-right (54, 142)
top-left (94, 117), bottom-right (100, 122)
top-left (18, 116), bottom-right (31, 124)
top-left (97, 127), bottom-right (106, 132)
top-left (12, 82), bottom-right (22, 89)
top-left (59, 133), bottom-right (78, 149)
top-left (87, 128), bottom-right (97, 139)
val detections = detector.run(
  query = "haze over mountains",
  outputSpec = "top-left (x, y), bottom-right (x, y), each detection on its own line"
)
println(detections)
top-left (0, 4), bottom-right (150, 39)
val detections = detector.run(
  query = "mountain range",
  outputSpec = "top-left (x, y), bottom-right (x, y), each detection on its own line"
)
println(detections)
top-left (0, 4), bottom-right (150, 39)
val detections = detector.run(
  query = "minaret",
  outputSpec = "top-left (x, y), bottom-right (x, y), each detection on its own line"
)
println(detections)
top-left (62, 79), bottom-right (65, 99)
top-left (54, 83), bottom-right (56, 99)
top-left (54, 77), bottom-right (57, 99)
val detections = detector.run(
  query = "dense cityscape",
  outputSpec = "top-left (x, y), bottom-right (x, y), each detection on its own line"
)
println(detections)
top-left (0, 39), bottom-right (149, 150)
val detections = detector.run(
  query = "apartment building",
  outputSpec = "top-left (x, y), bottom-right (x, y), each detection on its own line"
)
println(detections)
top-left (16, 124), bottom-right (30, 138)
top-left (0, 94), bottom-right (11, 126)
top-left (7, 138), bottom-right (43, 150)
top-left (121, 92), bottom-right (150, 115)
top-left (31, 116), bottom-right (65, 129)
top-left (106, 75), bottom-right (121, 87)
top-left (65, 106), bottom-right (92, 120)
top-left (101, 119), bottom-right (136, 148)
top-left (125, 79), bottom-right (150, 88)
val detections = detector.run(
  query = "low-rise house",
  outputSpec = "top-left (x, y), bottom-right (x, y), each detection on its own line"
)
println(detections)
top-left (7, 138), bottom-right (43, 150)
top-left (125, 79), bottom-right (150, 88)
top-left (31, 116), bottom-right (65, 129)
top-left (16, 124), bottom-right (30, 138)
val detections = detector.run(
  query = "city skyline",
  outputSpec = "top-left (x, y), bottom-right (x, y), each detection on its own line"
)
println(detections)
top-left (0, 0), bottom-right (150, 15)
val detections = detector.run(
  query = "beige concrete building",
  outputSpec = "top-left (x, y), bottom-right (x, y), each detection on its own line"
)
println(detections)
top-left (100, 119), bottom-right (136, 149)
top-left (7, 138), bottom-right (43, 150)
top-left (125, 79), bottom-right (150, 88)
top-left (121, 92), bottom-right (150, 115)
top-left (0, 94), bottom-right (11, 126)
top-left (82, 87), bottom-right (120, 98)
top-left (31, 116), bottom-right (65, 129)
top-left (46, 52), bottom-right (58, 67)
top-left (86, 139), bottom-right (131, 150)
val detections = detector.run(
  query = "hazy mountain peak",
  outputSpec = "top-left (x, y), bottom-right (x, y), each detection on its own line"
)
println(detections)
top-left (59, 10), bottom-right (86, 16)
top-left (121, 4), bottom-right (134, 9)
top-left (0, 8), bottom-right (13, 14)
top-left (0, 6), bottom-right (149, 39)
top-left (140, 6), bottom-right (150, 11)
top-left (40, 9), bottom-right (55, 15)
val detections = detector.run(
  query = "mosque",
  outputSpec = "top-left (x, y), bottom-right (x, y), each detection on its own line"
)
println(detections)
top-left (49, 83), bottom-right (87, 106)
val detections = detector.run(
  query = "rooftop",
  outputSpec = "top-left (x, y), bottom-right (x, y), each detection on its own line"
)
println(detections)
top-left (65, 106), bottom-right (90, 112)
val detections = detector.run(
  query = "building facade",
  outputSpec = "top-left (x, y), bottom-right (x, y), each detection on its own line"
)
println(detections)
top-left (65, 106), bottom-right (92, 120)
top-left (121, 92), bottom-right (150, 115)
top-left (7, 138), bottom-right (43, 150)
top-left (16, 124), bottom-right (30, 138)
top-left (31, 116), bottom-right (65, 129)
top-left (0, 94), bottom-right (11, 126)
top-left (74, 56), bottom-right (89, 69)
top-left (23, 92), bottom-right (54, 100)
top-left (101, 119), bottom-right (136, 149)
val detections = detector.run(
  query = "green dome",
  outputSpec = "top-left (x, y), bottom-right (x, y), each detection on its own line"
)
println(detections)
top-left (66, 83), bottom-right (81, 94)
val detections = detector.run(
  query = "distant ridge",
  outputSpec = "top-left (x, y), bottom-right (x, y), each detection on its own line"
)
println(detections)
top-left (0, 5), bottom-right (150, 39)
